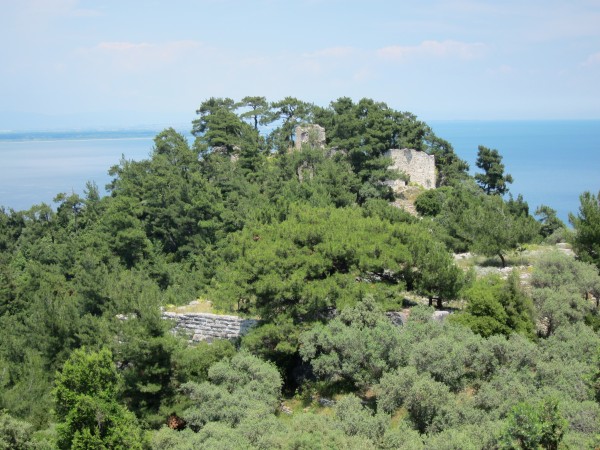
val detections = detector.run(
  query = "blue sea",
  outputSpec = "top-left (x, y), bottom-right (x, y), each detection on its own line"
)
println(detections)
top-left (428, 120), bottom-right (600, 224)
top-left (0, 129), bottom-right (173, 213)
top-left (0, 121), bottom-right (598, 223)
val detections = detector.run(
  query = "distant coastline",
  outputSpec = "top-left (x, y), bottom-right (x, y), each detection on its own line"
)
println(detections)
top-left (0, 129), bottom-right (162, 142)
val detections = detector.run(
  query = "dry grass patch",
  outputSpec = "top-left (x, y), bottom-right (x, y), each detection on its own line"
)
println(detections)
top-left (164, 299), bottom-right (215, 314)
top-left (389, 407), bottom-right (408, 428)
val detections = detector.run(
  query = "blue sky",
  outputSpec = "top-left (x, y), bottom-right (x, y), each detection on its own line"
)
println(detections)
top-left (1, 0), bottom-right (600, 129)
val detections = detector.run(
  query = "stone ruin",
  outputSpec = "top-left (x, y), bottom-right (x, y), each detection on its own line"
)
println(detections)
top-left (162, 311), bottom-right (258, 343)
top-left (211, 145), bottom-right (240, 162)
top-left (295, 124), bottom-right (326, 149)
top-left (385, 148), bottom-right (436, 191)
top-left (290, 127), bottom-right (436, 197)
top-left (162, 308), bottom-right (448, 343)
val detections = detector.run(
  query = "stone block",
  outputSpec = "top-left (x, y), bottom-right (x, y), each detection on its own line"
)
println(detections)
top-left (385, 148), bottom-right (435, 190)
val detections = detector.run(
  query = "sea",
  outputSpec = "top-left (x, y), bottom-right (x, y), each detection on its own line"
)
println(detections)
top-left (0, 121), bottom-right (598, 224)
top-left (428, 120), bottom-right (600, 224)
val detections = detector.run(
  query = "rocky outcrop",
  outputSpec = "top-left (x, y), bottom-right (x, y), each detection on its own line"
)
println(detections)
top-left (386, 311), bottom-right (409, 326)
top-left (163, 312), bottom-right (258, 342)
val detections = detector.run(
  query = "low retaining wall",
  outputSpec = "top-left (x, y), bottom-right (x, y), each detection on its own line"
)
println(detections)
top-left (163, 312), bottom-right (259, 342)
top-left (386, 310), bottom-right (450, 325)
top-left (163, 309), bottom-right (449, 343)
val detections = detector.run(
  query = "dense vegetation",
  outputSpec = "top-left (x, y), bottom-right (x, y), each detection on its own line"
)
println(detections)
top-left (0, 96), bottom-right (599, 449)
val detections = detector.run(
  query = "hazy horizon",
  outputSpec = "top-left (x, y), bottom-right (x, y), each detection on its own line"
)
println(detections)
top-left (2, 111), bottom-right (600, 134)
top-left (2, 1), bottom-right (600, 130)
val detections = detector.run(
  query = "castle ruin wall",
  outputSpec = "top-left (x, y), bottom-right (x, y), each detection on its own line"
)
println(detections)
top-left (385, 148), bottom-right (436, 191)
top-left (162, 311), bottom-right (259, 343)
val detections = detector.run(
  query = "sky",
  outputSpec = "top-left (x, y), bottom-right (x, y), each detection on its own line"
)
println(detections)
top-left (1, 0), bottom-right (600, 129)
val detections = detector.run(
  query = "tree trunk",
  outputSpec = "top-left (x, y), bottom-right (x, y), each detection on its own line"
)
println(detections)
top-left (428, 296), bottom-right (433, 307)
top-left (437, 297), bottom-right (443, 309)
top-left (499, 253), bottom-right (506, 268)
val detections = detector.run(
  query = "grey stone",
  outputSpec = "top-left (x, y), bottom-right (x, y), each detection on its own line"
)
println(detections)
top-left (163, 311), bottom-right (259, 343)
top-left (386, 311), bottom-right (408, 326)
top-left (295, 124), bottom-right (326, 149)
top-left (432, 311), bottom-right (450, 322)
top-left (318, 398), bottom-right (336, 407)
top-left (385, 148), bottom-right (435, 191)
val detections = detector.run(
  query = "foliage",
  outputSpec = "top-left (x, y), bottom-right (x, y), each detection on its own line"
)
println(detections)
top-left (535, 323), bottom-right (600, 405)
top-left (191, 97), bottom-right (236, 135)
top-left (423, 132), bottom-right (470, 187)
top-left (257, 412), bottom-right (373, 450)
top-left (299, 298), bottom-right (401, 390)
top-left (112, 304), bottom-right (179, 425)
top-left (107, 129), bottom-right (225, 261)
top-left (209, 205), bottom-right (413, 321)
top-left (451, 188), bottom-right (539, 266)
top-left (240, 318), bottom-right (304, 389)
top-left (530, 251), bottom-right (600, 336)
top-left (53, 347), bottom-right (120, 421)
top-left (361, 198), bottom-right (415, 224)
top-left (569, 190), bottom-right (600, 270)
top-left (376, 366), bottom-right (420, 414)
top-left (450, 272), bottom-right (535, 338)
top-left (474, 145), bottom-right (513, 195)
top-left (534, 205), bottom-right (565, 238)
top-left (405, 375), bottom-right (452, 433)
top-left (58, 395), bottom-right (143, 450)
top-left (313, 97), bottom-right (431, 201)
top-left (172, 340), bottom-right (236, 385)
top-left (265, 97), bottom-right (314, 152)
top-left (380, 420), bottom-right (425, 449)
top-left (53, 347), bottom-right (143, 450)
top-left (0, 410), bottom-right (38, 450)
top-left (424, 423), bottom-right (503, 450)
top-left (408, 327), bottom-right (486, 392)
top-left (335, 394), bottom-right (388, 443)
top-left (404, 224), bottom-right (466, 307)
top-left (507, 194), bottom-right (530, 218)
top-left (594, 348), bottom-right (600, 403)
top-left (414, 187), bottom-right (452, 216)
top-left (236, 96), bottom-right (269, 130)
top-left (0, 95), bottom-right (598, 448)
top-left (424, 180), bottom-right (537, 258)
top-left (181, 352), bottom-right (281, 430)
top-left (499, 398), bottom-right (567, 450)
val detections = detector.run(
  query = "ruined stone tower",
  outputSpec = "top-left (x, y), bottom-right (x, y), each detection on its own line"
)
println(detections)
top-left (295, 124), bottom-right (326, 149)
top-left (385, 148), bottom-right (436, 191)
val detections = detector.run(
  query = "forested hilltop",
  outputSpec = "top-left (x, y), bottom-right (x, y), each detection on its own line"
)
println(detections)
top-left (1, 96), bottom-right (599, 449)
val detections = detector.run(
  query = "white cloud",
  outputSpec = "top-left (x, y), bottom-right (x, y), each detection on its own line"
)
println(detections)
top-left (582, 51), bottom-right (600, 66)
top-left (96, 42), bottom-right (152, 52)
top-left (303, 46), bottom-right (357, 59)
top-left (352, 68), bottom-right (373, 82)
top-left (377, 40), bottom-right (486, 62)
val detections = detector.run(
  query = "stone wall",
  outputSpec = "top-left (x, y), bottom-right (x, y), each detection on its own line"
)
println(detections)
top-left (385, 148), bottom-right (435, 191)
top-left (163, 308), bottom-right (448, 343)
top-left (295, 124), bottom-right (326, 149)
top-left (163, 312), bottom-right (258, 342)
top-left (386, 310), bottom-right (450, 325)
